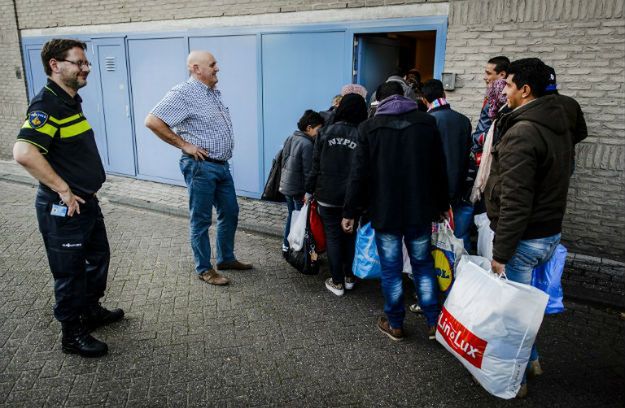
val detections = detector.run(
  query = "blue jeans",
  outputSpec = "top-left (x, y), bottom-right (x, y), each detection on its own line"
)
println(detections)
top-left (375, 225), bottom-right (440, 329)
top-left (283, 195), bottom-right (303, 250)
top-left (505, 233), bottom-right (561, 381)
top-left (180, 155), bottom-right (239, 274)
top-left (452, 201), bottom-right (474, 252)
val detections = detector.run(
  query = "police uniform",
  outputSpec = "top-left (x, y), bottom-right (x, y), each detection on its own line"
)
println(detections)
top-left (17, 79), bottom-right (110, 326)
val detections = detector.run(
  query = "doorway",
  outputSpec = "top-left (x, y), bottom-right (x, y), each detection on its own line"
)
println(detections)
top-left (353, 31), bottom-right (437, 102)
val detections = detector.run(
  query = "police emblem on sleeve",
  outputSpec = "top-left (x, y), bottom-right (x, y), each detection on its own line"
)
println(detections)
top-left (28, 111), bottom-right (49, 129)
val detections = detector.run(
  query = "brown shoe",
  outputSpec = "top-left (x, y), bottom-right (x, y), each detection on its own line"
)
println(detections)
top-left (377, 316), bottom-right (404, 341)
top-left (527, 359), bottom-right (543, 378)
top-left (198, 269), bottom-right (230, 286)
top-left (216, 260), bottom-right (253, 270)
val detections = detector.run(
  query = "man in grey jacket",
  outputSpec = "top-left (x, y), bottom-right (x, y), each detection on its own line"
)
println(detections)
top-left (279, 110), bottom-right (325, 254)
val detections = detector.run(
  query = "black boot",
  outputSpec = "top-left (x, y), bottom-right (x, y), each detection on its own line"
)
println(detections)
top-left (81, 303), bottom-right (125, 332)
top-left (61, 320), bottom-right (108, 357)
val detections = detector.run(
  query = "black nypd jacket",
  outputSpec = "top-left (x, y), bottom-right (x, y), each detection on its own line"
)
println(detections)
top-left (305, 122), bottom-right (359, 206)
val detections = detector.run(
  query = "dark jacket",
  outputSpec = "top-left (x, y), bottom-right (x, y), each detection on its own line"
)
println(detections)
top-left (344, 96), bottom-right (449, 231)
top-left (485, 95), bottom-right (572, 263)
top-left (428, 105), bottom-right (472, 203)
top-left (305, 122), bottom-right (359, 206)
top-left (279, 130), bottom-right (315, 196)
top-left (554, 93), bottom-right (587, 145)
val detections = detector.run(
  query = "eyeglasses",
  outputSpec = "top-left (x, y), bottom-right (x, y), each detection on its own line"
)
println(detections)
top-left (57, 59), bottom-right (92, 70)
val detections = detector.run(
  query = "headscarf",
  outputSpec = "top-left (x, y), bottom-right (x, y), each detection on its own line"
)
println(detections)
top-left (486, 79), bottom-right (508, 119)
top-left (334, 93), bottom-right (368, 125)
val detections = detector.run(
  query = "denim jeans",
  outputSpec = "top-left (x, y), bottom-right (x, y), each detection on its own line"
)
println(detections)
top-left (283, 195), bottom-right (303, 250)
top-left (375, 225), bottom-right (440, 328)
top-left (452, 201), bottom-right (474, 252)
top-left (504, 233), bottom-right (561, 381)
top-left (318, 205), bottom-right (355, 285)
top-left (180, 155), bottom-right (239, 274)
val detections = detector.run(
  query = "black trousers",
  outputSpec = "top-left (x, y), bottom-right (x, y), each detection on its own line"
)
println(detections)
top-left (35, 188), bottom-right (110, 323)
top-left (318, 205), bottom-right (355, 285)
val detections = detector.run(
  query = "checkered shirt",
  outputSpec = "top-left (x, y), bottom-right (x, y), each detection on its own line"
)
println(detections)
top-left (150, 77), bottom-right (234, 161)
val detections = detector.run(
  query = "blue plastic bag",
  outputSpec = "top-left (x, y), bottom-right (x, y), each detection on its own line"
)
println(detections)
top-left (531, 244), bottom-right (567, 314)
top-left (352, 222), bottom-right (381, 279)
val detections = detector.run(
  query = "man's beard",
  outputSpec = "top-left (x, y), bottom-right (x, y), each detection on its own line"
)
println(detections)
top-left (63, 74), bottom-right (87, 91)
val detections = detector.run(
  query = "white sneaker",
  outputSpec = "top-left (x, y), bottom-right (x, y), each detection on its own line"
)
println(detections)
top-left (344, 277), bottom-right (355, 290)
top-left (325, 278), bottom-right (344, 296)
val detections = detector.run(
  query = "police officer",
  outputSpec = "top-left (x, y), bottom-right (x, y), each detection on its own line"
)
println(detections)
top-left (13, 38), bottom-right (123, 357)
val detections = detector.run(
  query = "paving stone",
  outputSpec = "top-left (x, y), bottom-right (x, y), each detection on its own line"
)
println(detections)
top-left (1, 179), bottom-right (624, 407)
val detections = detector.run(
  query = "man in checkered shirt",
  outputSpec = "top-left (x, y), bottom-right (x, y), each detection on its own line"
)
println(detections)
top-left (145, 50), bottom-right (252, 286)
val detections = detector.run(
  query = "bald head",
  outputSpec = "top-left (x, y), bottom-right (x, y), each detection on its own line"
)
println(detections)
top-left (187, 51), bottom-right (219, 88)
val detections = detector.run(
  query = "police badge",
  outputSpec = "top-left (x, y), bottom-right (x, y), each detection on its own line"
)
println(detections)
top-left (28, 111), bottom-right (49, 129)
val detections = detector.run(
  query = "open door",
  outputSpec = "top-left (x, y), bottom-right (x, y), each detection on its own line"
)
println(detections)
top-left (354, 31), bottom-right (437, 103)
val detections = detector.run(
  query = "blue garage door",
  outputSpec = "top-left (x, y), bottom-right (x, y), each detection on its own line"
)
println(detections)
top-left (94, 37), bottom-right (135, 176)
top-left (127, 37), bottom-right (188, 183)
top-left (189, 35), bottom-right (260, 197)
top-left (261, 31), bottom-right (346, 182)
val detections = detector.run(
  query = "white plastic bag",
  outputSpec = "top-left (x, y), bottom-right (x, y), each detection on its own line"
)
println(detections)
top-left (436, 258), bottom-right (549, 399)
top-left (287, 202), bottom-right (309, 251)
top-left (474, 213), bottom-right (494, 261)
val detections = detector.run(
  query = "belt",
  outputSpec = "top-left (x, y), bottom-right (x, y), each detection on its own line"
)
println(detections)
top-left (205, 157), bottom-right (227, 165)
top-left (184, 154), bottom-right (227, 165)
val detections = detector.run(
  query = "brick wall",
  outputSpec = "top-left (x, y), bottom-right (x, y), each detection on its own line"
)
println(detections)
top-left (444, 0), bottom-right (625, 261)
top-left (0, 0), bottom-right (28, 161)
top-left (13, 0), bottom-right (443, 28)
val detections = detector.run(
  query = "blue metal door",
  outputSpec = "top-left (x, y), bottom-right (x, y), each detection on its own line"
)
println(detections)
top-left (94, 38), bottom-right (135, 175)
top-left (127, 37), bottom-right (188, 184)
top-left (189, 35), bottom-right (261, 197)
top-left (261, 31), bottom-right (347, 182)
top-left (355, 37), bottom-right (401, 103)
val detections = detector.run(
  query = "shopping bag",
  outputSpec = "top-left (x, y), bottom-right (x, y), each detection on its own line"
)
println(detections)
top-left (285, 204), bottom-right (319, 275)
top-left (352, 222), bottom-right (381, 279)
top-left (308, 199), bottom-right (326, 253)
top-left (531, 244), bottom-right (566, 314)
top-left (431, 220), bottom-right (465, 294)
top-left (474, 212), bottom-right (494, 260)
top-left (436, 257), bottom-right (549, 399)
top-left (261, 148), bottom-right (285, 202)
top-left (287, 202), bottom-right (309, 251)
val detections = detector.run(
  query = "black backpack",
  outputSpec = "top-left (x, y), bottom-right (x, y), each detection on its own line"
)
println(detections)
top-left (261, 148), bottom-right (285, 202)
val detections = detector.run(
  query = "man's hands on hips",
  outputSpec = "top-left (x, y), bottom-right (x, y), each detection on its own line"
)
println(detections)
top-left (182, 142), bottom-right (208, 161)
top-left (341, 218), bottom-right (354, 234)
top-left (491, 260), bottom-right (505, 275)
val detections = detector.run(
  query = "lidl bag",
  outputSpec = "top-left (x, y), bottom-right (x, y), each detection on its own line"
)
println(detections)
top-left (287, 202), bottom-right (309, 251)
top-left (436, 258), bottom-right (549, 399)
top-left (431, 221), bottom-right (465, 294)
top-left (531, 244), bottom-right (567, 314)
top-left (352, 222), bottom-right (381, 279)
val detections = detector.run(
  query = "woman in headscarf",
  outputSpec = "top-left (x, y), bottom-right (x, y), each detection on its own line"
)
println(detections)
top-left (305, 93), bottom-right (368, 296)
